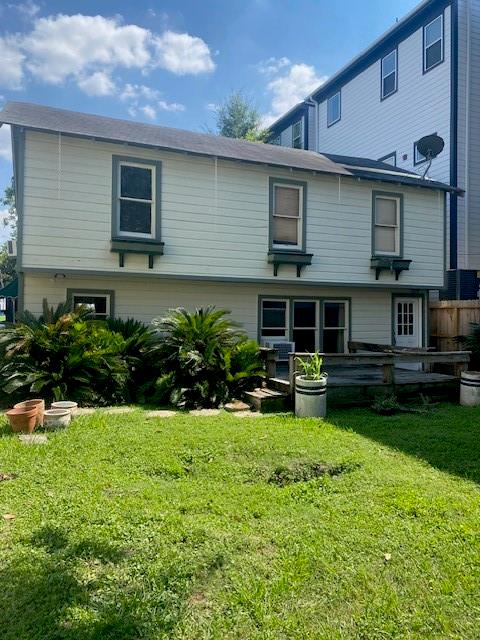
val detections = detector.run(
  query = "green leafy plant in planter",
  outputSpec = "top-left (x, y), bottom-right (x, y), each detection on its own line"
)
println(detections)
top-left (149, 306), bottom-right (264, 408)
top-left (295, 352), bottom-right (328, 418)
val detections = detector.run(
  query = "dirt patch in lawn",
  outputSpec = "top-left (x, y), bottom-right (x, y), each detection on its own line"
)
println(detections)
top-left (268, 460), bottom-right (358, 486)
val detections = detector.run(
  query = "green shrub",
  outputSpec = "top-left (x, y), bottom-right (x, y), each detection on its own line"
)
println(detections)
top-left (0, 308), bottom-right (129, 405)
top-left (458, 323), bottom-right (480, 369)
top-left (149, 306), bottom-right (263, 408)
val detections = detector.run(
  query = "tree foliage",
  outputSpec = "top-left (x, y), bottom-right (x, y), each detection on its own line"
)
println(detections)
top-left (214, 91), bottom-right (267, 141)
top-left (0, 177), bottom-right (17, 288)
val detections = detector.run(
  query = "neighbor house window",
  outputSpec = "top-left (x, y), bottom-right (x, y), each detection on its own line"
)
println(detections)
top-left (271, 135), bottom-right (281, 146)
top-left (261, 299), bottom-right (288, 338)
top-left (112, 156), bottom-right (161, 241)
top-left (381, 50), bottom-right (397, 99)
top-left (424, 15), bottom-right (443, 72)
top-left (71, 292), bottom-right (111, 319)
top-left (322, 301), bottom-right (348, 353)
top-left (413, 137), bottom-right (432, 165)
top-left (292, 121), bottom-right (302, 148)
top-left (378, 152), bottom-right (397, 166)
top-left (327, 92), bottom-right (341, 127)
top-left (373, 193), bottom-right (402, 256)
top-left (270, 180), bottom-right (305, 250)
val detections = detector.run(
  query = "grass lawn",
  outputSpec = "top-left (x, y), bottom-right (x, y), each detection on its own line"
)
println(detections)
top-left (1, 405), bottom-right (480, 639)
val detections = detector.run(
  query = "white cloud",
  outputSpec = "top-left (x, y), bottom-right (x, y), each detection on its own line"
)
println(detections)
top-left (0, 36), bottom-right (25, 89)
top-left (205, 102), bottom-right (218, 112)
top-left (153, 30), bottom-right (215, 75)
top-left (120, 83), bottom-right (185, 119)
top-left (77, 71), bottom-right (115, 96)
top-left (158, 100), bottom-right (185, 112)
top-left (8, 1), bottom-right (40, 19)
top-left (120, 83), bottom-right (161, 102)
top-left (262, 62), bottom-right (327, 126)
top-left (0, 13), bottom-right (215, 94)
top-left (140, 105), bottom-right (157, 120)
top-left (256, 56), bottom-right (290, 75)
top-left (0, 125), bottom-right (12, 162)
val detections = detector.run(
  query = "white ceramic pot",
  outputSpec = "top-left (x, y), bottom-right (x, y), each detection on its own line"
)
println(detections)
top-left (295, 375), bottom-right (327, 418)
top-left (44, 409), bottom-right (71, 430)
top-left (460, 371), bottom-right (480, 406)
top-left (51, 401), bottom-right (78, 416)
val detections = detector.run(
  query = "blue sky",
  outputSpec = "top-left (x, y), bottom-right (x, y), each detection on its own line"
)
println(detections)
top-left (0, 0), bottom-right (420, 241)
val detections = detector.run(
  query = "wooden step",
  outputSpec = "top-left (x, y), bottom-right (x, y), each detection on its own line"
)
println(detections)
top-left (243, 387), bottom-right (290, 413)
top-left (267, 377), bottom-right (291, 394)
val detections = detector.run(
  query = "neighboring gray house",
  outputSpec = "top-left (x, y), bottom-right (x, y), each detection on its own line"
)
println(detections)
top-left (0, 102), bottom-right (459, 354)
top-left (269, 0), bottom-right (478, 299)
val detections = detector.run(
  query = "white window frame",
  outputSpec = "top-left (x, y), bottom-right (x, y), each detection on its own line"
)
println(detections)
top-left (72, 293), bottom-right (111, 319)
top-left (260, 299), bottom-right (289, 340)
top-left (292, 120), bottom-right (303, 148)
top-left (373, 194), bottom-right (401, 257)
top-left (423, 14), bottom-right (444, 72)
top-left (322, 300), bottom-right (349, 353)
top-left (271, 182), bottom-right (304, 251)
top-left (117, 161), bottom-right (156, 239)
top-left (381, 50), bottom-right (397, 99)
top-left (327, 91), bottom-right (341, 127)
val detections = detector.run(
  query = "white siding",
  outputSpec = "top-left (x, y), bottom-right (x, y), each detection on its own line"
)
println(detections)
top-left (317, 6), bottom-right (451, 185)
top-left (21, 130), bottom-right (445, 289)
top-left (23, 274), bottom-right (395, 345)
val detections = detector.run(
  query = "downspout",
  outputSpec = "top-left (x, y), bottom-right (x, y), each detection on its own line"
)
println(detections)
top-left (464, 0), bottom-right (471, 276)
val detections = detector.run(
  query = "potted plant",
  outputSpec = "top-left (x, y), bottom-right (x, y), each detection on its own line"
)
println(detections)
top-left (295, 352), bottom-right (328, 418)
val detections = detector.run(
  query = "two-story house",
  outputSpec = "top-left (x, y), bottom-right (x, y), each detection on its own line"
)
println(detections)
top-left (269, 0), bottom-right (478, 300)
top-left (0, 102), bottom-right (459, 353)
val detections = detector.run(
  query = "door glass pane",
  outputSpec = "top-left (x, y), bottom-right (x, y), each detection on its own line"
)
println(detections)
top-left (274, 186), bottom-right (300, 217)
top-left (293, 329), bottom-right (316, 353)
top-left (120, 165), bottom-right (152, 200)
top-left (323, 329), bottom-right (345, 353)
top-left (262, 301), bottom-right (286, 329)
top-left (324, 302), bottom-right (345, 328)
top-left (293, 301), bottom-right (316, 328)
top-left (272, 216), bottom-right (298, 245)
top-left (375, 226), bottom-right (396, 253)
top-left (120, 200), bottom-right (152, 234)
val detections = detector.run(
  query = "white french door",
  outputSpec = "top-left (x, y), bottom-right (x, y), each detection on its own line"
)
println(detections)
top-left (393, 297), bottom-right (423, 370)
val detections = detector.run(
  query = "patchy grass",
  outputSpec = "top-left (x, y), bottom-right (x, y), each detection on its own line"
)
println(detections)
top-left (1, 405), bottom-right (480, 639)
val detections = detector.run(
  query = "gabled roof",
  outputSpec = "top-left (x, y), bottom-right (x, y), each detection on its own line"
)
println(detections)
top-left (0, 101), bottom-right (461, 194)
top-left (269, 0), bottom-right (449, 131)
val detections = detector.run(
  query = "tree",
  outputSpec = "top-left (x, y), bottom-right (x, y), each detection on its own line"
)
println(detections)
top-left (214, 91), bottom-right (267, 141)
top-left (0, 178), bottom-right (17, 288)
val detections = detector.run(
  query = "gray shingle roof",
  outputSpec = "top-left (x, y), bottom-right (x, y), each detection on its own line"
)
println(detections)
top-left (0, 101), bottom-right (461, 194)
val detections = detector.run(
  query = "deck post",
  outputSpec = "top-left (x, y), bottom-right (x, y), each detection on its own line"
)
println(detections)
top-left (382, 357), bottom-right (395, 385)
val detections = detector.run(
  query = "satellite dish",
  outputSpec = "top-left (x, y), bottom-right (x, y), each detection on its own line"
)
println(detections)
top-left (416, 134), bottom-right (444, 159)
top-left (416, 133), bottom-right (444, 179)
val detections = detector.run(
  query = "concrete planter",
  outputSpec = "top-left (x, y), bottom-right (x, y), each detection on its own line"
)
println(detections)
top-left (295, 375), bottom-right (327, 418)
top-left (460, 371), bottom-right (480, 406)
top-left (44, 409), bottom-right (71, 430)
top-left (51, 401), bottom-right (78, 417)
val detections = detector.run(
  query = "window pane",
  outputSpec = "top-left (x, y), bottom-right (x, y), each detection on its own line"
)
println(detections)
top-left (327, 93), bottom-right (340, 125)
top-left (324, 302), bottom-right (345, 328)
top-left (323, 329), bottom-right (345, 353)
top-left (273, 216), bottom-right (298, 245)
top-left (261, 328), bottom-right (285, 337)
top-left (382, 51), bottom-right (396, 76)
top-left (294, 301), bottom-right (316, 328)
top-left (262, 301), bottom-right (286, 328)
top-left (415, 144), bottom-right (427, 163)
top-left (383, 73), bottom-right (396, 97)
top-left (375, 198), bottom-right (397, 225)
top-left (121, 165), bottom-right (152, 200)
top-left (274, 186), bottom-right (300, 217)
top-left (425, 16), bottom-right (442, 46)
top-left (375, 226), bottom-right (396, 253)
top-left (73, 295), bottom-right (107, 317)
top-left (120, 200), bottom-right (152, 234)
top-left (426, 40), bottom-right (442, 69)
top-left (293, 329), bottom-right (316, 353)
top-left (380, 154), bottom-right (396, 166)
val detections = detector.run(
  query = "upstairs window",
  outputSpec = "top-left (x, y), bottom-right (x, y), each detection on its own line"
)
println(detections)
top-left (270, 180), bottom-right (305, 251)
top-left (373, 193), bottom-right (402, 256)
top-left (378, 152), bottom-right (397, 166)
top-left (327, 91), bottom-right (341, 127)
top-left (381, 50), bottom-right (397, 99)
top-left (424, 15), bottom-right (443, 72)
top-left (292, 121), bottom-right (302, 148)
top-left (112, 156), bottom-right (161, 241)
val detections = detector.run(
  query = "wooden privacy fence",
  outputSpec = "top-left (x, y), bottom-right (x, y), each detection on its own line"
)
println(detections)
top-left (430, 300), bottom-right (480, 351)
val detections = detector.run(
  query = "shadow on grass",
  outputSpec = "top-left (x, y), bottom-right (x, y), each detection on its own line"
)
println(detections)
top-left (0, 524), bottom-right (214, 640)
top-left (331, 405), bottom-right (480, 484)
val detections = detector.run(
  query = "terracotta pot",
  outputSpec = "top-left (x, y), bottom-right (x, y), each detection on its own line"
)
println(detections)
top-left (6, 407), bottom-right (37, 433)
top-left (14, 399), bottom-right (45, 427)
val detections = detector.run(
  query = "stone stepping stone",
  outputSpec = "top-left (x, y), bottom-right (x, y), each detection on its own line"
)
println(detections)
top-left (145, 410), bottom-right (177, 418)
top-left (233, 411), bottom-right (263, 418)
top-left (224, 400), bottom-right (251, 412)
top-left (18, 434), bottom-right (48, 444)
top-left (76, 407), bottom-right (96, 416)
top-left (189, 409), bottom-right (221, 416)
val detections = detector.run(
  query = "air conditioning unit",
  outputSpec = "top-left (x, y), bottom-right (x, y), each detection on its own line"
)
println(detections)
top-left (263, 340), bottom-right (295, 362)
top-left (7, 240), bottom-right (16, 257)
